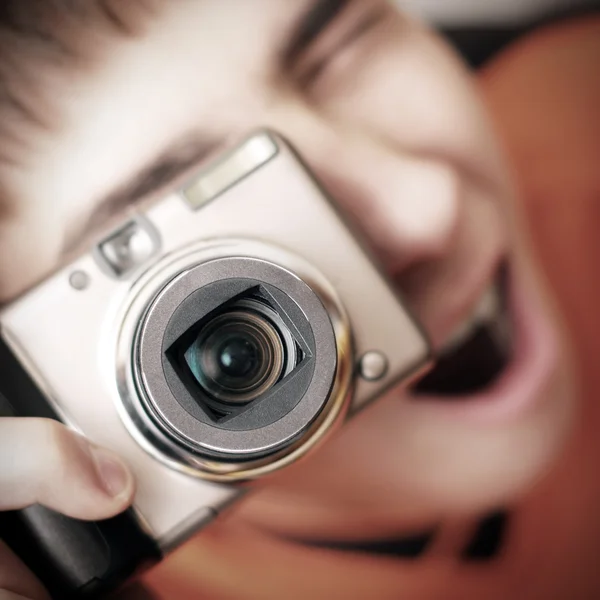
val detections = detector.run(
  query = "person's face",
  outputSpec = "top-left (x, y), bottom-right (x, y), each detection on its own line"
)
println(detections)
top-left (0, 0), bottom-right (574, 541)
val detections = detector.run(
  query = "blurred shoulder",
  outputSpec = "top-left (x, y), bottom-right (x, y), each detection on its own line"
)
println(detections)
top-left (478, 15), bottom-right (600, 203)
top-left (478, 14), bottom-right (600, 153)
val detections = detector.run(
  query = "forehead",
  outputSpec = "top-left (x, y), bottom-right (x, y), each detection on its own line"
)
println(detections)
top-left (12, 1), bottom-right (316, 215)
top-left (66, 0), bottom-right (302, 136)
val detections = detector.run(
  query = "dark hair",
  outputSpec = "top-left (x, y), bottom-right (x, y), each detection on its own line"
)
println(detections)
top-left (0, 0), bottom-right (156, 165)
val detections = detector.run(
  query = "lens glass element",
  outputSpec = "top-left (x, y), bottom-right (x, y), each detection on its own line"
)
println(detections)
top-left (184, 309), bottom-right (285, 404)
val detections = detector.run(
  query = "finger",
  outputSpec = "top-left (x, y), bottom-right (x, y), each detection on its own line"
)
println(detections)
top-left (0, 540), bottom-right (50, 600)
top-left (0, 418), bottom-right (135, 520)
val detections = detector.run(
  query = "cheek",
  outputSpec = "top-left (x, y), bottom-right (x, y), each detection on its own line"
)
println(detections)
top-left (319, 21), bottom-right (505, 186)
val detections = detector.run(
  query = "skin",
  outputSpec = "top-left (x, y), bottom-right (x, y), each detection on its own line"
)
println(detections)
top-left (0, 1), bottom-right (586, 598)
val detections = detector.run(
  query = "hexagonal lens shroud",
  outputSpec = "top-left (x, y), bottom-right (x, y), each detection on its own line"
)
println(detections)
top-left (166, 282), bottom-right (312, 425)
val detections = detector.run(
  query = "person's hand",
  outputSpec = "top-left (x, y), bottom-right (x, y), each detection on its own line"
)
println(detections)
top-left (0, 417), bottom-right (135, 600)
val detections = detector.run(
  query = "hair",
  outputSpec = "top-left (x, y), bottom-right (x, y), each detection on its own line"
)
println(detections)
top-left (0, 0), bottom-right (158, 165)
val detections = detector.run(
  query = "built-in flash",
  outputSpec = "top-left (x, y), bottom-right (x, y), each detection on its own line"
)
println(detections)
top-left (97, 220), bottom-right (158, 277)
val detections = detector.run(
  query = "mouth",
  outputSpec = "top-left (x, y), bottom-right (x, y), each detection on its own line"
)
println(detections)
top-left (412, 260), bottom-right (559, 421)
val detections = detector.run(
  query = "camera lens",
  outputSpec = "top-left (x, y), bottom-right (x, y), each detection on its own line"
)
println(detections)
top-left (132, 256), bottom-right (346, 472)
top-left (184, 308), bottom-right (285, 404)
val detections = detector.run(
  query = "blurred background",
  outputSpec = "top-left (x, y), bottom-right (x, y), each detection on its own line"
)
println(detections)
top-left (395, 0), bottom-right (598, 68)
top-left (399, 0), bottom-right (594, 26)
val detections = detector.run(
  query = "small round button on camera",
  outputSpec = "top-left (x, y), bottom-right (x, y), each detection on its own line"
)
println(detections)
top-left (69, 270), bottom-right (90, 291)
top-left (359, 351), bottom-right (388, 382)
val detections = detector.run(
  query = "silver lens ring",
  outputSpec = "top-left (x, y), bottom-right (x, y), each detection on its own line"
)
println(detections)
top-left (114, 239), bottom-right (353, 482)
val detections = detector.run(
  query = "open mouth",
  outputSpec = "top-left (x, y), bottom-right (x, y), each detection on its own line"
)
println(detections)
top-left (413, 264), bottom-right (513, 397)
top-left (410, 256), bottom-right (559, 421)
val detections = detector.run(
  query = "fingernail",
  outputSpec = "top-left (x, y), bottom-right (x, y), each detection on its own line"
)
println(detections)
top-left (92, 448), bottom-right (132, 499)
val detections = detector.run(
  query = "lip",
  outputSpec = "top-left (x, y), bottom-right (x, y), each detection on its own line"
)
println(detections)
top-left (412, 263), bottom-right (560, 424)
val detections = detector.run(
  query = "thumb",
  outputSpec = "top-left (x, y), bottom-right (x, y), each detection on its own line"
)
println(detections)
top-left (0, 418), bottom-right (135, 520)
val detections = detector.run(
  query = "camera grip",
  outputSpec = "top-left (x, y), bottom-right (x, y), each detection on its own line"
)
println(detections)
top-left (0, 341), bottom-right (161, 598)
top-left (0, 504), bottom-right (160, 599)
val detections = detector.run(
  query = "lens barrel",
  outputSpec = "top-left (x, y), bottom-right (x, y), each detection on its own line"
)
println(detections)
top-left (125, 250), bottom-right (348, 477)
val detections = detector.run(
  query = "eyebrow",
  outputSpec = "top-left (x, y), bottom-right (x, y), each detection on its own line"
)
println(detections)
top-left (63, 135), bottom-right (220, 254)
top-left (281, 0), bottom-right (351, 67)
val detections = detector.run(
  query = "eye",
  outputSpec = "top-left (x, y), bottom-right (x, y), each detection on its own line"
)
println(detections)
top-left (293, 3), bottom-right (389, 89)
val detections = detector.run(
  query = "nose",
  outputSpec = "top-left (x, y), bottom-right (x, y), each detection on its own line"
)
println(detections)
top-left (304, 130), bottom-right (461, 273)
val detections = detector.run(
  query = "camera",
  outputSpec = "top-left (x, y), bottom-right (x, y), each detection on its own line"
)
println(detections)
top-left (0, 131), bottom-right (431, 597)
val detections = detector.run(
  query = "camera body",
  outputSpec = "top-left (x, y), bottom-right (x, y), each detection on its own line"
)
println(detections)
top-left (0, 131), bottom-right (431, 596)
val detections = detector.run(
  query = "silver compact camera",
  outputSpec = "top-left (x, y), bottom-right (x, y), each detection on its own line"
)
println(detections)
top-left (0, 131), bottom-right (431, 596)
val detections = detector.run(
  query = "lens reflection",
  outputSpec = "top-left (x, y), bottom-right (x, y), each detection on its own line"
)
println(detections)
top-left (185, 309), bottom-right (285, 404)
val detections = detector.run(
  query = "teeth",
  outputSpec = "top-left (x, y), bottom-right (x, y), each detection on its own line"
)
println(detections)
top-left (440, 284), bottom-right (511, 356)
